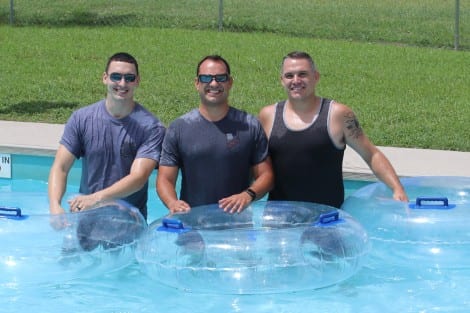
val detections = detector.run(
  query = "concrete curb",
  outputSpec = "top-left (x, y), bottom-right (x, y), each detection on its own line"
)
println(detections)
top-left (1, 120), bottom-right (469, 178)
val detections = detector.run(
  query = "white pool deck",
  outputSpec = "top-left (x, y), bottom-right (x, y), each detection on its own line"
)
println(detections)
top-left (1, 120), bottom-right (469, 180)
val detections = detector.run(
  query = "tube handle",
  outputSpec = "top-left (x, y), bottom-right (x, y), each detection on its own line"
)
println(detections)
top-left (315, 210), bottom-right (344, 227)
top-left (410, 197), bottom-right (456, 210)
top-left (0, 206), bottom-right (22, 216)
top-left (0, 206), bottom-right (28, 220)
top-left (157, 218), bottom-right (191, 233)
top-left (416, 197), bottom-right (448, 207)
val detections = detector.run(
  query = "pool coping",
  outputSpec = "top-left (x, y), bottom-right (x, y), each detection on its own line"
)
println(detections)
top-left (1, 120), bottom-right (470, 180)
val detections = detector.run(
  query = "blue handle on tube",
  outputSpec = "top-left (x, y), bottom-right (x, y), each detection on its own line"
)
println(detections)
top-left (315, 210), bottom-right (344, 227)
top-left (409, 197), bottom-right (456, 210)
top-left (157, 218), bottom-right (192, 233)
top-left (0, 207), bottom-right (28, 220)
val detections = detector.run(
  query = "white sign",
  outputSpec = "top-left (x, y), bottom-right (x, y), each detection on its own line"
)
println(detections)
top-left (0, 154), bottom-right (12, 178)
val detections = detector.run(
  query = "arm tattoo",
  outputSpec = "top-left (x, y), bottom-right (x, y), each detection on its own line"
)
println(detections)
top-left (344, 112), bottom-right (363, 139)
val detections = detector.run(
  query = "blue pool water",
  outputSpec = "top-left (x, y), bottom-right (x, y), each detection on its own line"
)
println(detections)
top-left (0, 154), bottom-right (369, 221)
top-left (2, 154), bottom-right (469, 312)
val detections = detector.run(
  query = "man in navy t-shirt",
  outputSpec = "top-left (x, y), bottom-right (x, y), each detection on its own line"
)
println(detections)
top-left (157, 55), bottom-right (274, 214)
top-left (48, 52), bottom-right (165, 222)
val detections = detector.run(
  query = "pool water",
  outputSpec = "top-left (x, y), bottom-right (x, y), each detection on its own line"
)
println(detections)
top-left (3, 155), bottom-right (469, 312)
top-left (0, 154), bottom-right (370, 221)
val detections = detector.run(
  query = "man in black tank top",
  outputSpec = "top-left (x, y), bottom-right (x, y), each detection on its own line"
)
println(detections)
top-left (259, 51), bottom-right (408, 208)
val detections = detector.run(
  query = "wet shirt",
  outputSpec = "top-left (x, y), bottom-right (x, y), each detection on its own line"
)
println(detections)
top-left (160, 107), bottom-right (268, 207)
top-left (61, 99), bottom-right (166, 218)
top-left (268, 99), bottom-right (345, 208)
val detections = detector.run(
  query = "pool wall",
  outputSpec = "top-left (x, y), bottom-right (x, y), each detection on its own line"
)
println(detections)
top-left (6, 154), bottom-right (82, 182)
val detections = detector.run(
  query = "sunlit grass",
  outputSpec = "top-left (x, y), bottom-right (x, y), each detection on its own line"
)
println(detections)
top-left (2, 0), bottom-right (468, 49)
top-left (1, 26), bottom-right (469, 151)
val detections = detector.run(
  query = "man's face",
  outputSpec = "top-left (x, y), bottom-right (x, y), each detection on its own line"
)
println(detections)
top-left (103, 61), bottom-right (140, 101)
top-left (195, 60), bottom-right (232, 107)
top-left (281, 58), bottom-right (318, 101)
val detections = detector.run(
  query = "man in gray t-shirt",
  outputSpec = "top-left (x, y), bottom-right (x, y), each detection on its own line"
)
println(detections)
top-left (49, 52), bottom-right (165, 224)
top-left (157, 55), bottom-right (273, 214)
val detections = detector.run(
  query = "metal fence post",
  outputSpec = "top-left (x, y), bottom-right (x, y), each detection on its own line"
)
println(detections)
top-left (218, 0), bottom-right (223, 31)
top-left (9, 0), bottom-right (15, 25)
top-left (455, 0), bottom-right (460, 50)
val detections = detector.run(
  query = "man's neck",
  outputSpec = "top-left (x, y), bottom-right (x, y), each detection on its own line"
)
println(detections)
top-left (287, 95), bottom-right (321, 114)
top-left (284, 96), bottom-right (322, 129)
top-left (199, 103), bottom-right (230, 122)
top-left (105, 98), bottom-right (135, 119)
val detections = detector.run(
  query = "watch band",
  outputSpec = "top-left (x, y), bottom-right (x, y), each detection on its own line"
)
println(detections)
top-left (245, 188), bottom-right (257, 201)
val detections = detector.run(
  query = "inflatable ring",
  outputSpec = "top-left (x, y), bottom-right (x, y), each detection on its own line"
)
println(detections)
top-left (0, 200), bottom-right (146, 285)
top-left (342, 176), bottom-right (470, 270)
top-left (136, 201), bottom-right (370, 294)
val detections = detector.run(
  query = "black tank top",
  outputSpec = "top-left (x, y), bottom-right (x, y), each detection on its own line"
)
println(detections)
top-left (268, 99), bottom-right (345, 208)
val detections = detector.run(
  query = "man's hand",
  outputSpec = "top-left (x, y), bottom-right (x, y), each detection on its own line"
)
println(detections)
top-left (218, 191), bottom-right (253, 214)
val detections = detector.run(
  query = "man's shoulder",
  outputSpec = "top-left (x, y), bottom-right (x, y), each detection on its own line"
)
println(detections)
top-left (65, 101), bottom-right (103, 127)
top-left (329, 100), bottom-right (354, 116)
top-left (226, 107), bottom-right (264, 129)
top-left (167, 109), bottom-right (200, 129)
top-left (228, 106), bottom-right (258, 118)
top-left (133, 102), bottom-right (164, 125)
top-left (259, 102), bottom-right (279, 117)
top-left (72, 100), bottom-right (104, 116)
top-left (173, 109), bottom-right (200, 122)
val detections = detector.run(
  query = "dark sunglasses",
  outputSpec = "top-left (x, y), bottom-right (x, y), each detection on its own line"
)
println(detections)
top-left (109, 72), bottom-right (137, 83)
top-left (198, 74), bottom-right (229, 83)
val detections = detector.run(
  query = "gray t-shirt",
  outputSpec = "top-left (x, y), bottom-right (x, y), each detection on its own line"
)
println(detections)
top-left (160, 107), bottom-right (268, 207)
top-left (60, 100), bottom-right (166, 218)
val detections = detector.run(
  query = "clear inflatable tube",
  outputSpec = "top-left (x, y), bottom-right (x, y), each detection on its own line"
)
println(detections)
top-left (0, 200), bottom-right (146, 285)
top-left (342, 176), bottom-right (470, 269)
top-left (136, 201), bottom-right (370, 294)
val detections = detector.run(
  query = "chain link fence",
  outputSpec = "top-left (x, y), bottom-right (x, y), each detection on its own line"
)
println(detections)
top-left (2, 0), bottom-right (468, 50)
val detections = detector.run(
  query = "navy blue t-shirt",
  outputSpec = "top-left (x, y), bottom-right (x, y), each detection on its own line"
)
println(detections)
top-left (61, 100), bottom-right (166, 218)
top-left (160, 107), bottom-right (268, 207)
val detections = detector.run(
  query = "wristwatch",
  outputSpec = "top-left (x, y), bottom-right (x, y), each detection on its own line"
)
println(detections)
top-left (245, 188), bottom-right (257, 201)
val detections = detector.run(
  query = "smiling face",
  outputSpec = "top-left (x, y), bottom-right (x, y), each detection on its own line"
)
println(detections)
top-left (281, 57), bottom-right (319, 102)
top-left (195, 59), bottom-right (233, 108)
top-left (102, 60), bottom-right (140, 102)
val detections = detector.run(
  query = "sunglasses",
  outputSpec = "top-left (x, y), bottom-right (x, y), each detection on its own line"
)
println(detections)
top-left (198, 74), bottom-right (229, 83)
top-left (109, 72), bottom-right (137, 83)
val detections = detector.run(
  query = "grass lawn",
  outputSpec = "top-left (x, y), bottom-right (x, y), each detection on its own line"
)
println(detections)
top-left (1, 1), bottom-right (469, 151)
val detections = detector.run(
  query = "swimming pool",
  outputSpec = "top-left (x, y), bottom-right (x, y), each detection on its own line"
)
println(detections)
top-left (0, 154), bottom-right (370, 221)
top-left (3, 154), bottom-right (468, 312)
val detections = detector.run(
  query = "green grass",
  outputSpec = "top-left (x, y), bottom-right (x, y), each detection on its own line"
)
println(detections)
top-left (2, 0), bottom-right (469, 50)
top-left (1, 26), bottom-right (469, 152)
top-left (1, 1), bottom-right (469, 151)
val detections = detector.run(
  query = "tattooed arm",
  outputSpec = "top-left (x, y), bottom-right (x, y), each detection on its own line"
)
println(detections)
top-left (331, 101), bottom-right (408, 202)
